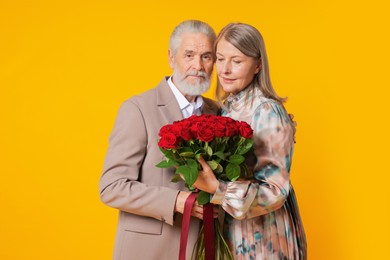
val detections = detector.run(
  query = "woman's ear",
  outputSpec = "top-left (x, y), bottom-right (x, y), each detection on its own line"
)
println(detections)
top-left (255, 58), bottom-right (262, 74)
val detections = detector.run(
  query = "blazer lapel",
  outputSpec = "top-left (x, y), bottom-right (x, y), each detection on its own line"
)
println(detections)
top-left (156, 78), bottom-right (183, 125)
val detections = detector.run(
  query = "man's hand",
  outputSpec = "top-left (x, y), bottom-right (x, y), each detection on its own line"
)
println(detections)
top-left (175, 191), bottom-right (204, 219)
top-left (174, 191), bottom-right (218, 220)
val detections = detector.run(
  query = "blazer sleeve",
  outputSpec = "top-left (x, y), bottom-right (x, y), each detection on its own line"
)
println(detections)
top-left (211, 101), bottom-right (295, 220)
top-left (99, 100), bottom-right (179, 225)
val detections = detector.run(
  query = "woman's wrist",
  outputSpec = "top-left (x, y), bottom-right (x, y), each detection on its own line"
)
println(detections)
top-left (211, 179), bottom-right (219, 194)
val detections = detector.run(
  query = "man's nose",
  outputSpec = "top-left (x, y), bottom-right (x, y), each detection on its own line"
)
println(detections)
top-left (192, 56), bottom-right (204, 71)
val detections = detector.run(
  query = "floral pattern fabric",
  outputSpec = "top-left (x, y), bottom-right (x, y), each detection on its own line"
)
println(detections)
top-left (211, 86), bottom-right (307, 259)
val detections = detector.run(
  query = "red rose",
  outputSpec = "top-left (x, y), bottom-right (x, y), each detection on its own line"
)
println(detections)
top-left (213, 121), bottom-right (226, 137)
top-left (158, 124), bottom-right (172, 137)
top-left (158, 133), bottom-right (178, 149)
top-left (190, 122), bottom-right (200, 138)
top-left (219, 116), bottom-right (234, 125)
top-left (171, 123), bottom-right (183, 136)
top-left (180, 127), bottom-right (193, 141)
top-left (198, 114), bottom-right (212, 121)
top-left (197, 123), bottom-right (214, 142)
top-left (176, 121), bottom-right (192, 140)
top-left (238, 121), bottom-right (253, 138)
top-left (187, 115), bottom-right (198, 122)
top-left (218, 117), bottom-right (227, 124)
top-left (225, 122), bottom-right (238, 137)
top-left (180, 120), bottom-right (192, 128)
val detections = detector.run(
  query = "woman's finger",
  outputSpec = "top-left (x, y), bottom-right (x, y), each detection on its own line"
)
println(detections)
top-left (198, 156), bottom-right (211, 172)
top-left (197, 156), bottom-right (207, 167)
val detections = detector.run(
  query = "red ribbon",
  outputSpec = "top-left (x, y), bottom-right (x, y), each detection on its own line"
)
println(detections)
top-left (179, 193), bottom-right (215, 260)
top-left (203, 203), bottom-right (215, 260)
top-left (179, 193), bottom-right (197, 260)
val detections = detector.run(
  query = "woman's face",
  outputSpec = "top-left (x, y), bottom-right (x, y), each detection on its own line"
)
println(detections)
top-left (216, 39), bottom-right (260, 95)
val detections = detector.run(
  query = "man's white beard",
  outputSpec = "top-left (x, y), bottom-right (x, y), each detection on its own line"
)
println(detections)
top-left (172, 69), bottom-right (211, 96)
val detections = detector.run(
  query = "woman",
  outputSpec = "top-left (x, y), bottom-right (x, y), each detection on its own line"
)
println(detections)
top-left (194, 23), bottom-right (307, 259)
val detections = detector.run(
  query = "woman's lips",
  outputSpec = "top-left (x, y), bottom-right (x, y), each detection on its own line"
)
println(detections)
top-left (221, 77), bottom-right (235, 84)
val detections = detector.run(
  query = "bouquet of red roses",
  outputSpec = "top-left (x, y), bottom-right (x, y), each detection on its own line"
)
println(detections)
top-left (156, 114), bottom-right (254, 260)
top-left (156, 114), bottom-right (254, 204)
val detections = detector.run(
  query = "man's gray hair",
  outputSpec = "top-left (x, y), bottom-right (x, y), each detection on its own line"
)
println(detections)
top-left (169, 20), bottom-right (216, 55)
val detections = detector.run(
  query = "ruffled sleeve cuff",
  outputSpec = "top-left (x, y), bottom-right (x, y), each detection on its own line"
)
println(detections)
top-left (210, 181), bottom-right (227, 205)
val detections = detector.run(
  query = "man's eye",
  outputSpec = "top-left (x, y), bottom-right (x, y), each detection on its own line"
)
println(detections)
top-left (233, 60), bottom-right (241, 64)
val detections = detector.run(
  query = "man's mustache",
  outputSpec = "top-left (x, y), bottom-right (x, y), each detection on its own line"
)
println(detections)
top-left (185, 71), bottom-right (208, 79)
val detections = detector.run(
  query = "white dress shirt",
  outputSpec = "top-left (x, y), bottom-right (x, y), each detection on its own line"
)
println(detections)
top-left (167, 77), bottom-right (204, 119)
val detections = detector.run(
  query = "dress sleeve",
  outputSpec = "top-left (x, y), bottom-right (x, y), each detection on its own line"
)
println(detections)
top-left (211, 101), bottom-right (295, 220)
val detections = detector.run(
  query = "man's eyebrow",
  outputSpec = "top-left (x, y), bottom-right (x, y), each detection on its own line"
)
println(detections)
top-left (184, 50), bottom-right (213, 56)
top-left (201, 51), bottom-right (213, 56)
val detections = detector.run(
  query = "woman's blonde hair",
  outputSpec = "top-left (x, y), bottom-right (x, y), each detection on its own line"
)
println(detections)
top-left (215, 23), bottom-right (286, 106)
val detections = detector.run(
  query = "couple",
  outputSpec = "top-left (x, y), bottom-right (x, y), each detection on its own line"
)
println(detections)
top-left (99, 20), bottom-right (307, 260)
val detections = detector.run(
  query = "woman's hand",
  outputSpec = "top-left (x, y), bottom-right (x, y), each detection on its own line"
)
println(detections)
top-left (193, 157), bottom-right (219, 194)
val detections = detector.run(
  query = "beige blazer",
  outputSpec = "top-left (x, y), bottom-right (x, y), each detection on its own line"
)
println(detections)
top-left (99, 77), bottom-right (219, 260)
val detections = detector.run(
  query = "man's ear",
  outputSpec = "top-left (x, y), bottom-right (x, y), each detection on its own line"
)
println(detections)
top-left (168, 49), bottom-right (174, 69)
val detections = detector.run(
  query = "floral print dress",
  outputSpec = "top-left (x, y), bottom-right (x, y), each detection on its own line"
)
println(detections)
top-left (211, 86), bottom-right (307, 260)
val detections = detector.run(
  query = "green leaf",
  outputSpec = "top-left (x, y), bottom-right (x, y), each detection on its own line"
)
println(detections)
top-left (155, 159), bottom-right (177, 168)
top-left (159, 147), bottom-right (168, 154)
top-left (195, 153), bottom-right (202, 160)
top-left (218, 143), bottom-right (226, 151)
top-left (207, 160), bottom-right (218, 170)
top-left (197, 191), bottom-right (211, 205)
top-left (179, 151), bottom-right (195, 158)
top-left (176, 159), bottom-right (198, 187)
top-left (186, 159), bottom-right (198, 174)
top-left (171, 174), bottom-right (182, 183)
top-left (226, 163), bottom-right (240, 181)
top-left (191, 142), bottom-right (200, 151)
top-left (187, 186), bottom-right (196, 191)
top-left (180, 146), bottom-right (193, 152)
top-left (159, 147), bottom-right (174, 160)
top-left (228, 154), bottom-right (245, 165)
top-left (237, 139), bottom-right (254, 155)
top-left (215, 164), bottom-right (223, 174)
top-left (206, 146), bottom-right (213, 156)
top-left (213, 151), bottom-right (225, 160)
top-left (176, 165), bottom-right (198, 187)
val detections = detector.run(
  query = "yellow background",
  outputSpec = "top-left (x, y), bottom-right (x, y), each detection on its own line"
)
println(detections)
top-left (1, 0), bottom-right (389, 259)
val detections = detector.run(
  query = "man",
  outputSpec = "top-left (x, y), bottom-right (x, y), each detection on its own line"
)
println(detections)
top-left (99, 20), bottom-right (219, 260)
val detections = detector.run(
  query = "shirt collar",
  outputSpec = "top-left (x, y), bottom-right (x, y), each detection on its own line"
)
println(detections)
top-left (167, 76), bottom-right (204, 111)
top-left (225, 84), bottom-right (263, 112)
